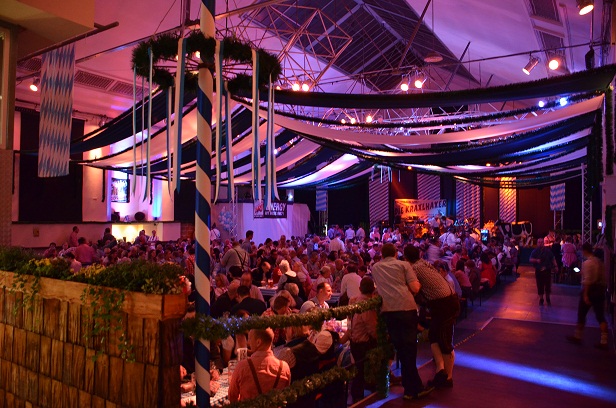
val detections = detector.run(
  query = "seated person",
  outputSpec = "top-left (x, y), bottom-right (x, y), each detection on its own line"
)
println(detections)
top-left (228, 328), bottom-right (291, 403)
top-left (300, 282), bottom-right (332, 313)
top-left (211, 280), bottom-right (239, 318)
top-left (262, 295), bottom-right (293, 346)
top-left (453, 259), bottom-right (472, 299)
top-left (230, 285), bottom-right (267, 316)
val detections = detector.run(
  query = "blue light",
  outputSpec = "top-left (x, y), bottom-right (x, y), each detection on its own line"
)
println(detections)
top-left (456, 351), bottom-right (616, 403)
top-left (538, 100), bottom-right (546, 108)
top-left (559, 97), bottom-right (568, 106)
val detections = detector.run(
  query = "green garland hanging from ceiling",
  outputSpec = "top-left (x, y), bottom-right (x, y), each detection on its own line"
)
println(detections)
top-left (131, 31), bottom-right (282, 93)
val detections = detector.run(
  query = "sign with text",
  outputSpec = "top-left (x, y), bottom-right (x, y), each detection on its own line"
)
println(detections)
top-left (394, 199), bottom-right (447, 220)
top-left (111, 178), bottom-right (130, 203)
top-left (254, 200), bottom-right (288, 218)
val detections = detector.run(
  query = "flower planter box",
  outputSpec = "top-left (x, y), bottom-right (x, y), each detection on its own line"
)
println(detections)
top-left (0, 271), bottom-right (187, 407)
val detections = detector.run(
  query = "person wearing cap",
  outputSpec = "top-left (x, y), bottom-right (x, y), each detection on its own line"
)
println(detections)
top-left (228, 328), bottom-right (291, 403)
top-left (371, 243), bottom-right (432, 401)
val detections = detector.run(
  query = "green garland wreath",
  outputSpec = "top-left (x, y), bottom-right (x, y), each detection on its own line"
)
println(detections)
top-left (182, 296), bottom-right (382, 341)
top-left (131, 31), bottom-right (282, 93)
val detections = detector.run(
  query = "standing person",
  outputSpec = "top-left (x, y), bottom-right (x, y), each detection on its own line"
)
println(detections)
top-left (370, 243), bottom-right (433, 401)
top-left (529, 238), bottom-right (558, 305)
top-left (405, 245), bottom-right (460, 388)
top-left (221, 241), bottom-right (249, 272)
top-left (68, 226), bottom-right (79, 248)
top-left (356, 225), bottom-right (366, 243)
top-left (566, 244), bottom-right (609, 349)
top-left (228, 328), bottom-right (291, 403)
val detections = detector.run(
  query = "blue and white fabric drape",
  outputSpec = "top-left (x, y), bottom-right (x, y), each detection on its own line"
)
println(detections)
top-left (144, 47), bottom-right (153, 201)
top-left (264, 76), bottom-right (279, 209)
top-left (172, 36), bottom-right (187, 194)
top-left (38, 44), bottom-right (75, 177)
top-left (214, 40), bottom-right (224, 203)
top-left (251, 49), bottom-right (261, 202)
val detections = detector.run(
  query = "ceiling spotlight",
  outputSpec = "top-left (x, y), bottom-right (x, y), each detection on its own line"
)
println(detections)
top-left (341, 118), bottom-right (346, 124)
top-left (414, 73), bottom-right (427, 89)
top-left (29, 78), bottom-right (40, 92)
top-left (275, 85), bottom-right (281, 90)
top-left (194, 51), bottom-right (201, 60)
top-left (273, 148), bottom-right (279, 155)
top-left (538, 100), bottom-right (546, 108)
top-left (400, 80), bottom-right (409, 92)
top-left (301, 83), bottom-right (310, 92)
top-left (407, 166), bottom-right (413, 170)
top-left (577, 0), bottom-right (594, 15)
top-left (522, 56), bottom-right (539, 75)
top-left (559, 97), bottom-right (568, 106)
top-left (366, 115), bottom-right (373, 123)
top-left (350, 118), bottom-right (356, 125)
top-left (424, 51), bottom-right (443, 63)
top-left (291, 82), bottom-right (300, 91)
top-left (548, 56), bottom-right (561, 70)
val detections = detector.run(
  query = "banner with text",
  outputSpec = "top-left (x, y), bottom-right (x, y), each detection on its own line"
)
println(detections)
top-left (394, 199), bottom-right (447, 220)
top-left (254, 200), bottom-right (288, 218)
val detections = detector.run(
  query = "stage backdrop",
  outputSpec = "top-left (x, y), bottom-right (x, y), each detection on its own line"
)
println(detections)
top-left (394, 199), bottom-right (447, 221)
top-left (212, 202), bottom-right (310, 245)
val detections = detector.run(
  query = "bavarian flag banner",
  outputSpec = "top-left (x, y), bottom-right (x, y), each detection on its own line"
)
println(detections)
top-left (38, 44), bottom-right (75, 177)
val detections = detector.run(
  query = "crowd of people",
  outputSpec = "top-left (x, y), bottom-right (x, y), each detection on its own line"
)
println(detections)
top-left (39, 221), bottom-right (607, 404)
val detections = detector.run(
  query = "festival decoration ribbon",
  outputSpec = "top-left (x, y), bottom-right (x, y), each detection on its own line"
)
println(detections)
top-left (251, 48), bottom-right (261, 202)
top-left (172, 36), bottom-right (187, 194)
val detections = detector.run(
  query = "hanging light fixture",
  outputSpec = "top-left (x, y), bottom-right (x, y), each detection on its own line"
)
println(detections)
top-left (522, 56), bottom-right (539, 75)
top-left (366, 114), bottom-right (373, 123)
top-left (291, 82), bottom-right (300, 91)
top-left (576, 0), bottom-right (594, 15)
top-left (424, 0), bottom-right (443, 63)
top-left (400, 78), bottom-right (409, 92)
top-left (548, 55), bottom-right (562, 70)
top-left (29, 78), bottom-right (40, 92)
top-left (301, 83), bottom-right (310, 92)
top-left (414, 72), bottom-right (427, 88)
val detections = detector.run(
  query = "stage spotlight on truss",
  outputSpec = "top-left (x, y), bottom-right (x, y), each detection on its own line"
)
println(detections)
top-left (366, 115), bottom-right (373, 123)
top-left (522, 56), bottom-right (539, 75)
top-left (291, 82), bottom-right (300, 91)
top-left (350, 118), bottom-right (356, 125)
top-left (538, 100), bottom-right (546, 108)
top-left (341, 118), bottom-right (346, 124)
top-left (414, 73), bottom-right (427, 88)
top-left (400, 79), bottom-right (409, 92)
top-left (577, 0), bottom-right (594, 15)
top-left (548, 56), bottom-right (562, 70)
top-left (559, 97), bottom-right (568, 106)
top-left (29, 78), bottom-right (40, 92)
top-left (301, 83), bottom-right (310, 92)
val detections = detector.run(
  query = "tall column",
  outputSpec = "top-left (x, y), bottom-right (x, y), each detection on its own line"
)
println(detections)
top-left (0, 25), bottom-right (18, 246)
top-left (195, 1), bottom-right (215, 407)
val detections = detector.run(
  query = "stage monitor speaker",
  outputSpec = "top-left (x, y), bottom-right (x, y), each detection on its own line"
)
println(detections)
top-left (111, 212), bottom-right (120, 222)
top-left (134, 212), bottom-right (146, 222)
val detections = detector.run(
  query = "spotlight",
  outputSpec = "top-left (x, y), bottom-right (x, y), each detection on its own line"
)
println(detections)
top-left (522, 56), bottom-right (539, 75)
top-left (400, 81), bottom-right (409, 92)
top-left (29, 78), bottom-right (40, 92)
top-left (350, 118), bottom-right (356, 125)
top-left (538, 100), bottom-right (546, 108)
top-left (414, 73), bottom-right (427, 89)
top-left (559, 97), bottom-right (568, 106)
top-left (275, 85), bottom-right (281, 90)
top-left (301, 83), bottom-right (310, 92)
top-left (548, 56), bottom-right (561, 70)
top-left (291, 82), bottom-right (300, 91)
top-left (407, 166), bottom-right (413, 170)
top-left (273, 148), bottom-right (279, 155)
top-left (577, 0), bottom-right (594, 15)
top-left (194, 51), bottom-right (201, 60)
top-left (366, 115), bottom-right (373, 123)
top-left (341, 118), bottom-right (346, 124)
top-left (99, 115), bottom-right (108, 127)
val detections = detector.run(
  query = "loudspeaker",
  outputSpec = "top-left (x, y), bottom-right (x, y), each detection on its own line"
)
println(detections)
top-left (134, 212), bottom-right (146, 222)
top-left (111, 212), bottom-right (120, 222)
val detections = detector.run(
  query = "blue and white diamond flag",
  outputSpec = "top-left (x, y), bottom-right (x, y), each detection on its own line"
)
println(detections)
top-left (38, 44), bottom-right (75, 177)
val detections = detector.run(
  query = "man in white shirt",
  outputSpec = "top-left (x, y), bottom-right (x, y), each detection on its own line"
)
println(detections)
top-left (345, 225), bottom-right (356, 242)
top-left (340, 263), bottom-right (362, 300)
top-left (329, 233), bottom-right (344, 253)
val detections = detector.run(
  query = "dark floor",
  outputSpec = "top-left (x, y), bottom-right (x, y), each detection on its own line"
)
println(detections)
top-left (354, 266), bottom-right (616, 408)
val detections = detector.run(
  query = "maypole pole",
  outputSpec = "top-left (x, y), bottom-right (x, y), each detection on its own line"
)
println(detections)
top-left (195, 0), bottom-right (215, 407)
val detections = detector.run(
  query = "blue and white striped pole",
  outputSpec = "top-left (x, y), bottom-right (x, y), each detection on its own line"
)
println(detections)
top-left (195, 1), bottom-right (215, 407)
